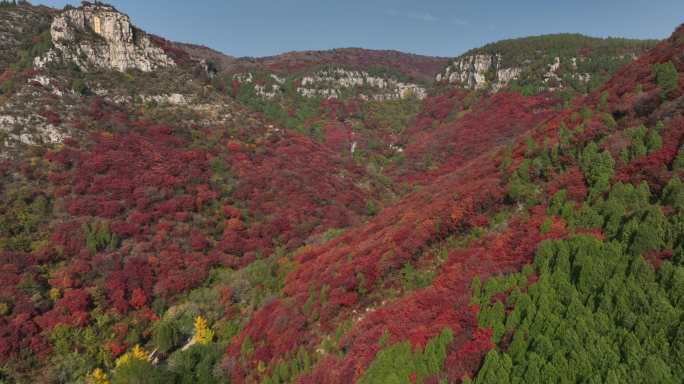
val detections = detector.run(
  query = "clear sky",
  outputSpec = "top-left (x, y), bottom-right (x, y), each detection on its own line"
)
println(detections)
top-left (35, 0), bottom-right (684, 58)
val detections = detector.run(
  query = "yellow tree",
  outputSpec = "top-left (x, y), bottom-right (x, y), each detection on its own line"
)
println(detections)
top-left (89, 368), bottom-right (109, 384)
top-left (192, 315), bottom-right (214, 345)
top-left (115, 344), bottom-right (150, 368)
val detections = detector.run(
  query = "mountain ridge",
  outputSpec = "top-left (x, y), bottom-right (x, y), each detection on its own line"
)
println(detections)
top-left (437, 33), bottom-right (657, 93)
top-left (1, 2), bottom-right (683, 383)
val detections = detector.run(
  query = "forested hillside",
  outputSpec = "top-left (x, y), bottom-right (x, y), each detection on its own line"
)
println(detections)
top-left (0, 2), bottom-right (683, 383)
top-left (437, 33), bottom-right (657, 95)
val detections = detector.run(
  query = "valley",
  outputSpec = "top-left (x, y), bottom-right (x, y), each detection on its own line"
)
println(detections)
top-left (0, 2), bottom-right (682, 383)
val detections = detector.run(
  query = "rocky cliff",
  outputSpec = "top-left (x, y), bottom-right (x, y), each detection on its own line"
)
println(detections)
top-left (297, 68), bottom-right (427, 100)
top-left (234, 67), bottom-right (427, 101)
top-left (436, 52), bottom-right (613, 92)
top-left (437, 54), bottom-right (521, 91)
top-left (437, 34), bottom-right (656, 94)
top-left (38, 3), bottom-right (174, 72)
top-left (0, 3), bottom-right (206, 159)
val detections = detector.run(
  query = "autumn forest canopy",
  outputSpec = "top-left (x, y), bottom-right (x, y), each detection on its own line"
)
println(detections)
top-left (0, 2), bottom-right (683, 383)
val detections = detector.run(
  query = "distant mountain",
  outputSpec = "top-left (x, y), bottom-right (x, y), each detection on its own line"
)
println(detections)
top-left (180, 45), bottom-right (448, 83)
top-left (172, 41), bottom-right (238, 73)
top-left (437, 33), bottom-right (657, 94)
top-left (1, 1), bottom-right (683, 384)
top-left (181, 45), bottom-right (449, 103)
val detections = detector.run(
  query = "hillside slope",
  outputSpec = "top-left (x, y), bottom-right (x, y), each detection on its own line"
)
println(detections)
top-left (223, 23), bottom-right (684, 384)
top-left (183, 46), bottom-right (448, 84)
top-left (436, 33), bottom-right (657, 95)
top-left (1, 2), bottom-right (683, 384)
top-left (0, 4), bottom-right (389, 381)
top-left (0, 2), bottom-right (54, 72)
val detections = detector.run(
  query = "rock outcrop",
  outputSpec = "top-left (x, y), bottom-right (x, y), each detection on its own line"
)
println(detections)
top-left (41, 3), bottom-right (174, 72)
top-left (297, 68), bottom-right (427, 100)
top-left (235, 67), bottom-right (427, 101)
top-left (436, 53), bottom-right (602, 92)
top-left (436, 54), bottom-right (522, 91)
top-left (435, 34), bottom-right (654, 93)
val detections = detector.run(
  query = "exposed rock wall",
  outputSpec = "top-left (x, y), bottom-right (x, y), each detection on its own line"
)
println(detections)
top-left (235, 68), bottom-right (427, 100)
top-left (436, 53), bottom-right (599, 92)
top-left (436, 54), bottom-right (522, 91)
top-left (297, 68), bottom-right (427, 100)
top-left (42, 3), bottom-right (174, 72)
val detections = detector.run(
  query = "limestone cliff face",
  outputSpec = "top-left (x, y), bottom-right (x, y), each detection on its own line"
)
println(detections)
top-left (436, 54), bottom-right (522, 91)
top-left (298, 68), bottom-right (427, 100)
top-left (436, 53), bottom-right (603, 92)
top-left (42, 3), bottom-right (174, 72)
top-left (435, 34), bottom-right (656, 94)
top-left (235, 68), bottom-right (427, 101)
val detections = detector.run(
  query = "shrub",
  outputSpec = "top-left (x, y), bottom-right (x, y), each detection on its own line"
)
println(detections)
top-left (539, 218), bottom-right (553, 234)
top-left (507, 160), bottom-right (539, 205)
top-left (653, 61), bottom-right (678, 98)
top-left (152, 320), bottom-right (182, 354)
top-left (191, 316), bottom-right (214, 345)
top-left (644, 128), bottom-right (662, 152)
top-left (673, 144), bottom-right (684, 171)
top-left (111, 356), bottom-right (170, 384)
top-left (84, 221), bottom-right (119, 253)
top-left (358, 328), bottom-right (453, 384)
top-left (71, 78), bottom-right (88, 95)
top-left (579, 142), bottom-right (614, 200)
top-left (0, 78), bottom-right (13, 95)
top-left (166, 344), bottom-right (224, 384)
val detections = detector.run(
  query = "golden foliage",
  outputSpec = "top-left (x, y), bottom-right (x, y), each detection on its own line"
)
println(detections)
top-left (89, 368), bottom-right (109, 384)
top-left (192, 315), bottom-right (214, 345)
top-left (115, 344), bottom-right (150, 368)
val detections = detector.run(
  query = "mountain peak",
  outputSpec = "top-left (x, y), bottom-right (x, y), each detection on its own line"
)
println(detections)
top-left (41, 1), bottom-right (175, 72)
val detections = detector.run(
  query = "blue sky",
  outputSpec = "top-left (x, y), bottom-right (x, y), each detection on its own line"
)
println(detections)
top-left (36, 0), bottom-right (684, 58)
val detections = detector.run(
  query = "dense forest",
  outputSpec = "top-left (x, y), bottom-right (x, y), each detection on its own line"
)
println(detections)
top-left (0, 2), bottom-right (683, 383)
